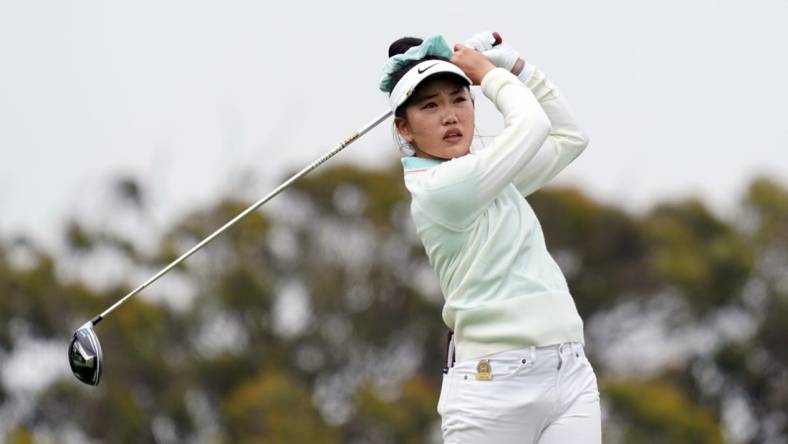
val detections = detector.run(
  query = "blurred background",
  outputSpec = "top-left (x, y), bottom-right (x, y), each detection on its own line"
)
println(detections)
top-left (1, 1), bottom-right (787, 443)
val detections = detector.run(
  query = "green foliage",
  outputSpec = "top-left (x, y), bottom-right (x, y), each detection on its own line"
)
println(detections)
top-left (222, 370), bottom-right (340, 444)
top-left (757, 293), bottom-right (788, 369)
top-left (65, 220), bottom-right (94, 251)
top-left (530, 188), bottom-right (656, 315)
top-left (746, 177), bottom-right (788, 243)
top-left (5, 427), bottom-right (35, 444)
top-left (644, 200), bottom-right (754, 310)
top-left (604, 379), bottom-right (725, 444)
top-left (2, 167), bottom-right (787, 442)
top-left (292, 163), bottom-right (408, 230)
top-left (0, 246), bottom-right (80, 339)
top-left (353, 376), bottom-right (440, 443)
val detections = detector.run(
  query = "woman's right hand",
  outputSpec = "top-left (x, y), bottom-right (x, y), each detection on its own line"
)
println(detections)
top-left (450, 43), bottom-right (496, 85)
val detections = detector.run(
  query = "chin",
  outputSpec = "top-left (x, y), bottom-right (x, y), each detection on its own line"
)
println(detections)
top-left (445, 141), bottom-right (472, 158)
top-left (453, 148), bottom-right (471, 158)
top-left (421, 140), bottom-right (471, 160)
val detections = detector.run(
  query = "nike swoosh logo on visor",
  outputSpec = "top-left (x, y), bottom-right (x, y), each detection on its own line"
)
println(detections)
top-left (418, 63), bottom-right (439, 74)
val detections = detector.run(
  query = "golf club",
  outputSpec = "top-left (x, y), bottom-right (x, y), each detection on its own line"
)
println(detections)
top-left (69, 109), bottom-right (393, 385)
top-left (68, 32), bottom-right (506, 386)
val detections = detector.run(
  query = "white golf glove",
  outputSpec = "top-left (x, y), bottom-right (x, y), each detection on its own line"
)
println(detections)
top-left (463, 31), bottom-right (521, 72)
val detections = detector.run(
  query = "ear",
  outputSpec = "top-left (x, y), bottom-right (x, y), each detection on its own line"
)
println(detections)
top-left (394, 116), bottom-right (414, 144)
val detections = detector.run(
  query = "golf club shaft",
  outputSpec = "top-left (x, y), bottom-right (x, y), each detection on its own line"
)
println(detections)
top-left (92, 109), bottom-right (393, 325)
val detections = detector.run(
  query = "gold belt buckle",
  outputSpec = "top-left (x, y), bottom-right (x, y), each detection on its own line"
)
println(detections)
top-left (476, 359), bottom-right (493, 381)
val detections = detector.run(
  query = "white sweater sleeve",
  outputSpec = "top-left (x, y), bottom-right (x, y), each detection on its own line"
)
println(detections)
top-left (412, 67), bottom-right (552, 229)
top-left (510, 66), bottom-right (589, 197)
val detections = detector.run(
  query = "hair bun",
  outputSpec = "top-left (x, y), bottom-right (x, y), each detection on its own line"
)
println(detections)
top-left (388, 37), bottom-right (423, 57)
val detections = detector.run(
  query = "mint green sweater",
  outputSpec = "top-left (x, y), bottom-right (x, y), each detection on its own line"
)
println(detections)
top-left (401, 66), bottom-right (589, 361)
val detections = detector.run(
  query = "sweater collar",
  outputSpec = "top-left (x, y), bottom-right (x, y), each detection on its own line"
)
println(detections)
top-left (401, 156), bottom-right (445, 170)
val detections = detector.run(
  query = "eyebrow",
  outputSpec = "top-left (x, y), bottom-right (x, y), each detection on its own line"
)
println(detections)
top-left (415, 87), bottom-right (465, 102)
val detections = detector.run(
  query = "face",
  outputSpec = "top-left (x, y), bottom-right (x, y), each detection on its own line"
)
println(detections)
top-left (395, 77), bottom-right (475, 160)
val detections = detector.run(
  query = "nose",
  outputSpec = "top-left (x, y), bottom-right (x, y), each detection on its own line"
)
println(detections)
top-left (441, 111), bottom-right (458, 126)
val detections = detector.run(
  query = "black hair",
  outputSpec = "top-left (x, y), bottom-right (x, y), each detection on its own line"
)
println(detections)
top-left (387, 37), bottom-right (469, 119)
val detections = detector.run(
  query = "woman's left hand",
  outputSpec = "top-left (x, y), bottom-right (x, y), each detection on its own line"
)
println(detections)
top-left (464, 31), bottom-right (525, 75)
top-left (451, 43), bottom-right (496, 85)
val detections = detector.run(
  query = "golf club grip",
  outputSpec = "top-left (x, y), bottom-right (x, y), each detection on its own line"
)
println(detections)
top-left (95, 109), bottom-right (393, 321)
top-left (492, 32), bottom-right (503, 46)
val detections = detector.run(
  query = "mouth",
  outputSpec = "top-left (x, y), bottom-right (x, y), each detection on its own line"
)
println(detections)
top-left (443, 129), bottom-right (463, 143)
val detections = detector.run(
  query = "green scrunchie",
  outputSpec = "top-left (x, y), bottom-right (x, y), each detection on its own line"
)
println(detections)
top-left (379, 34), bottom-right (453, 93)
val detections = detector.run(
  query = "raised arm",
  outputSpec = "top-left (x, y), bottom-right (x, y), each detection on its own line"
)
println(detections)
top-left (412, 64), bottom-right (552, 229)
top-left (510, 65), bottom-right (589, 197)
top-left (461, 31), bottom-right (589, 197)
top-left (474, 67), bottom-right (554, 203)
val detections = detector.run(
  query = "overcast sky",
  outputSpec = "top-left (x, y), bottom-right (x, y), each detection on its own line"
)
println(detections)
top-left (1, 0), bottom-right (787, 248)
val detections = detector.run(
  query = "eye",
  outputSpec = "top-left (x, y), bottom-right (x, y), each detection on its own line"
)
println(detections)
top-left (421, 102), bottom-right (437, 109)
top-left (454, 97), bottom-right (467, 103)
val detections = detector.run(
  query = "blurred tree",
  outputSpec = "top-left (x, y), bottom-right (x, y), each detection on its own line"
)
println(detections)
top-left (352, 375), bottom-right (440, 444)
top-left (222, 370), bottom-right (340, 444)
top-left (6, 427), bottom-right (35, 444)
top-left (705, 177), bottom-right (788, 442)
top-left (643, 199), bottom-right (754, 311)
top-left (2, 167), bottom-right (786, 443)
top-left (530, 188), bottom-right (657, 316)
top-left (604, 379), bottom-right (724, 443)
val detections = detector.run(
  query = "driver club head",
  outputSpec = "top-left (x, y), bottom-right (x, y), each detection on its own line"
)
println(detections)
top-left (68, 322), bottom-right (103, 386)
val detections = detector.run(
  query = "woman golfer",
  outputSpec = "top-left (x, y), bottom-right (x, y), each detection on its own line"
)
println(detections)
top-left (379, 32), bottom-right (601, 443)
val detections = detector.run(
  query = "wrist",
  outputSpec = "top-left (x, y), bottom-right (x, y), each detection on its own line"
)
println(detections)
top-left (477, 64), bottom-right (496, 84)
top-left (516, 62), bottom-right (537, 83)
top-left (511, 58), bottom-right (525, 75)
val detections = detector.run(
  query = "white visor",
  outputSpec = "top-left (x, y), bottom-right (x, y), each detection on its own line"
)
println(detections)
top-left (388, 60), bottom-right (471, 112)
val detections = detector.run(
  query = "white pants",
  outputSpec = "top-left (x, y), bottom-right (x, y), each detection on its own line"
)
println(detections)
top-left (437, 342), bottom-right (601, 444)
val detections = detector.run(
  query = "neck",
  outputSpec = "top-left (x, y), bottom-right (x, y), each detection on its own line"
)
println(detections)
top-left (414, 148), bottom-right (448, 161)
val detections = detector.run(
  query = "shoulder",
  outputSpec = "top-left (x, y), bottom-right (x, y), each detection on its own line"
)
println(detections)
top-left (403, 155), bottom-right (479, 191)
